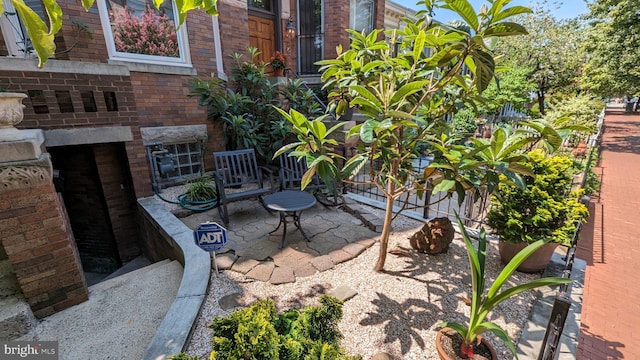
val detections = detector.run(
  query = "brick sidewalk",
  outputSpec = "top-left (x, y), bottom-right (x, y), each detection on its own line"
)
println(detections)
top-left (576, 108), bottom-right (640, 359)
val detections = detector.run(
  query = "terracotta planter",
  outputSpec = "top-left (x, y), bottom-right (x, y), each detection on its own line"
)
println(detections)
top-left (436, 328), bottom-right (497, 360)
top-left (498, 241), bottom-right (559, 273)
top-left (273, 68), bottom-right (284, 76)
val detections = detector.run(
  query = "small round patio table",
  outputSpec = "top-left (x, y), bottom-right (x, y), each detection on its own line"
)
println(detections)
top-left (263, 190), bottom-right (316, 249)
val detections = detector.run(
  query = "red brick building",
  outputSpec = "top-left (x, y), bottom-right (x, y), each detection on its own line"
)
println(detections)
top-left (0, 0), bottom-right (386, 311)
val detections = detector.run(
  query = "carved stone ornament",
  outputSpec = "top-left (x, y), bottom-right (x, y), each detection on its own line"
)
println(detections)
top-left (0, 153), bottom-right (53, 192)
top-left (0, 92), bottom-right (28, 142)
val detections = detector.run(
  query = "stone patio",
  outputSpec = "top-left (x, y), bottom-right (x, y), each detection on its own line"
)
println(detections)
top-left (180, 196), bottom-right (383, 284)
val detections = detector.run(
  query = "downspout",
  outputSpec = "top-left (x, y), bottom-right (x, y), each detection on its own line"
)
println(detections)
top-left (212, 16), bottom-right (227, 81)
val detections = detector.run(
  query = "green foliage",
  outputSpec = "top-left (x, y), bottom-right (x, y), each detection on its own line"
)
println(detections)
top-left (451, 106), bottom-right (478, 139)
top-left (486, 149), bottom-right (589, 246)
top-left (581, 0), bottom-right (640, 97)
top-left (184, 176), bottom-right (217, 202)
top-left (208, 296), bottom-right (360, 360)
top-left (495, 5), bottom-right (585, 114)
top-left (440, 215), bottom-right (572, 358)
top-left (188, 48), bottom-right (321, 164)
top-left (277, 0), bottom-right (559, 271)
top-left (545, 93), bottom-right (604, 135)
top-left (583, 147), bottom-right (601, 196)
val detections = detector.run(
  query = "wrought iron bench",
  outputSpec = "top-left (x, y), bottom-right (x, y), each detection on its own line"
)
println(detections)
top-left (213, 149), bottom-right (275, 224)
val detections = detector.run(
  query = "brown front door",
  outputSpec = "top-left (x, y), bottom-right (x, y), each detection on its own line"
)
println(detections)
top-left (248, 14), bottom-right (276, 64)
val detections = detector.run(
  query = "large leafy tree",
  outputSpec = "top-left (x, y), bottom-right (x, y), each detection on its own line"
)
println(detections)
top-left (1, 0), bottom-right (218, 68)
top-left (274, 0), bottom-right (571, 272)
top-left (495, 5), bottom-right (584, 115)
top-left (581, 0), bottom-right (640, 98)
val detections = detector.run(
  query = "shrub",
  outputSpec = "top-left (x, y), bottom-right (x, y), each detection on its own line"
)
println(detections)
top-left (209, 296), bottom-right (360, 360)
top-left (486, 149), bottom-right (589, 246)
top-left (184, 176), bottom-right (216, 202)
top-left (111, 5), bottom-right (178, 57)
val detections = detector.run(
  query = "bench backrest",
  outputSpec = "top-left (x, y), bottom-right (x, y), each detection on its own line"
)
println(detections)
top-left (213, 149), bottom-right (263, 188)
top-left (278, 151), bottom-right (324, 190)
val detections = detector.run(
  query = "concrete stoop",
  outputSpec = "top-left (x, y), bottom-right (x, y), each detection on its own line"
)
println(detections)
top-left (0, 260), bottom-right (36, 340)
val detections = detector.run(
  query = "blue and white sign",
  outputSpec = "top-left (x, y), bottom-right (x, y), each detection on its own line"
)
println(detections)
top-left (194, 222), bottom-right (227, 252)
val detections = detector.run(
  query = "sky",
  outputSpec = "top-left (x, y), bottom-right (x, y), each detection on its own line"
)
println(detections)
top-left (391, 0), bottom-right (589, 23)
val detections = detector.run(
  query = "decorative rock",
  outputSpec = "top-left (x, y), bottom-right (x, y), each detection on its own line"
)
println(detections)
top-left (269, 266), bottom-right (295, 285)
top-left (370, 352), bottom-right (393, 360)
top-left (408, 217), bottom-right (455, 254)
top-left (310, 255), bottom-right (334, 272)
top-left (230, 258), bottom-right (260, 274)
top-left (214, 252), bottom-right (237, 270)
top-left (341, 243), bottom-right (366, 257)
top-left (329, 285), bottom-right (358, 302)
top-left (218, 293), bottom-right (245, 310)
top-left (245, 262), bottom-right (275, 282)
top-left (328, 249), bottom-right (353, 265)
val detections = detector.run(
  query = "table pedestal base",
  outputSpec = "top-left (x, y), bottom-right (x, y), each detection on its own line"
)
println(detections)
top-left (270, 210), bottom-right (311, 249)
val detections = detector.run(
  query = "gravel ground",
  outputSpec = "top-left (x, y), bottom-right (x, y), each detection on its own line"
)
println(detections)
top-left (183, 208), bottom-right (538, 360)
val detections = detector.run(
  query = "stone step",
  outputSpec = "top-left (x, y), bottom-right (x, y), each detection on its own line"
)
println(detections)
top-left (0, 297), bottom-right (36, 341)
top-left (89, 259), bottom-right (172, 292)
top-left (102, 255), bottom-right (152, 283)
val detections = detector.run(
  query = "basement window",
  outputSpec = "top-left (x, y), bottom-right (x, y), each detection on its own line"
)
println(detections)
top-left (163, 142), bottom-right (203, 180)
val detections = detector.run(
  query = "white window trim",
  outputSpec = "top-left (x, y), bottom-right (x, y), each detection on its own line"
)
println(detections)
top-left (0, 1), bottom-right (38, 58)
top-left (96, 0), bottom-right (192, 67)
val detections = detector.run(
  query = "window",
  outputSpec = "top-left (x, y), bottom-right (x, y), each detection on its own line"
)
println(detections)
top-left (297, 0), bottom-right (323, 75)
top-left (163, 142), bottom-right (203, 180)
top-left (0, 0), bottom-right (44, 57)
top-left (97, 0), bottom-right (191, 66)
top-left (350, 0), bottom-right (374, 34)
top-left (248, 0), bottom-right (271, 11)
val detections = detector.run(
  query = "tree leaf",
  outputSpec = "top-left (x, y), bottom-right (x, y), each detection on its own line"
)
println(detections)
top-left (492, 6), bottom-right (532, 23)
top-left (484, 22), bottom-right (528, 37)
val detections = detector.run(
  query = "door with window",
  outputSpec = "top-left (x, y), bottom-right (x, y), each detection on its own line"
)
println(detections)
top-left (248, 0), bottom-right (276, 65)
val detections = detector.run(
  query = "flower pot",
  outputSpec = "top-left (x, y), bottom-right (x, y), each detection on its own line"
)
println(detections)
top-left (273, 68), bottom-right (284, 77)
top-left (498, 241), bottom-right (559, 273)
top-left (0, 92), bottom-right (28, 141)
top-left (436, 328), bottom-right (497, 360)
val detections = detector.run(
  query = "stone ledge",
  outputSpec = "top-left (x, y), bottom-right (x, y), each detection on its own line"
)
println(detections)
top-left (516, 251), bottom-right (585, 360)
top-left (138, 197), bottom-right (211, 360)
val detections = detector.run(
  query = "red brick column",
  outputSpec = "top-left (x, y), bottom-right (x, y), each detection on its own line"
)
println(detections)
top-left (0, 133), bottom-right (88, 318)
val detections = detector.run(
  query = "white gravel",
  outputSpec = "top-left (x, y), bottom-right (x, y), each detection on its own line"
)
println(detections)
top-left (184, 210), bottom-right (538, 360)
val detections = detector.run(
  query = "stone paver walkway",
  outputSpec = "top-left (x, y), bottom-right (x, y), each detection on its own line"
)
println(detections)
top-left (576, 106), bottom-right (640, 359)
top-left (181, 197), bottom-right (382, 284)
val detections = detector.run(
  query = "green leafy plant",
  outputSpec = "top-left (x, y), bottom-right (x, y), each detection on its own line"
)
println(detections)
top-left (208, 296), bottom-right (360, 360)
top-left (440, 215), bottom-right (572, 358)
top-left (274, 0), bottom-right (575, 271)
top-left (270, 51), bottom-right (288, 70)
top-left (183, 176), bottom-right (217, 202)
top-left (486, 149), bottom-right (589, 246)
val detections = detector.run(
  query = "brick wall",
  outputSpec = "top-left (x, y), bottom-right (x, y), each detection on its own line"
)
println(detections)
top-left (218, 0), bottom-right (251, 74)
top-left (93, 143), bottom-right (141, 262)
top-left (0, 183), bottom-right (88, 318)
top-left (49, 146), bottom-right (121, 273)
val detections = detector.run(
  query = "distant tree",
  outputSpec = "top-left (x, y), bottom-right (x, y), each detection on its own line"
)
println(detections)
top-left (476, 63), bottom-right (536, 120)
top-left (580, 0), bottom-right (640, 98)
top-left (496, 5), bottom-right (584, 114)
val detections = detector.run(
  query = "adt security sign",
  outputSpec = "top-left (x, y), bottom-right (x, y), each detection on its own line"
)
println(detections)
top-left (194, 222), bottom-right (227, 252)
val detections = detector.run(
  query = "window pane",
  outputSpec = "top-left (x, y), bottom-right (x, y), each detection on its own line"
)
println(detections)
top-left (107, 0), bottom-right (180, 57)
top-left (248, 0), bottom-right (270, 11)
top-left (298, 0), bottom-right (323, 74)
top-left (350, 0), bottom-right (374, 33)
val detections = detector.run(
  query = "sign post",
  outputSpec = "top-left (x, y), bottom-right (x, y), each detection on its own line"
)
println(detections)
top-left (194, 222), bottom-right (227, 274)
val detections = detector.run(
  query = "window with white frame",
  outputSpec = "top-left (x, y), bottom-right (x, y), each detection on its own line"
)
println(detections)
top-left (0, 0), bottom-right (44, 58)
top-left (350, 0), bottom-right (374, 34)
top-left (97, 0), bottom-right (191, 66)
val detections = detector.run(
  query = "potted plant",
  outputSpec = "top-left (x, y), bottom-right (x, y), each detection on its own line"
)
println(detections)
top-left (486, 149), bottom-right (589, 272)
top-left (269, 51), bottom-right (287, 76)
top-left (437, 215), bottom-right (572, 360)
top-left (177, 175), bottom-right (217, 211)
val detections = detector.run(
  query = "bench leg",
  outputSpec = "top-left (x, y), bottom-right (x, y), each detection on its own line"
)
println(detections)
top-left (218, 201), bottom-right (229, 225)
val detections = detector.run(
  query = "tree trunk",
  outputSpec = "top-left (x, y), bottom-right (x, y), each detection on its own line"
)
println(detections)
top-left (537, 89), bottom-right (545, 115)
top-left (374, 161), bottom-right (398, 272)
